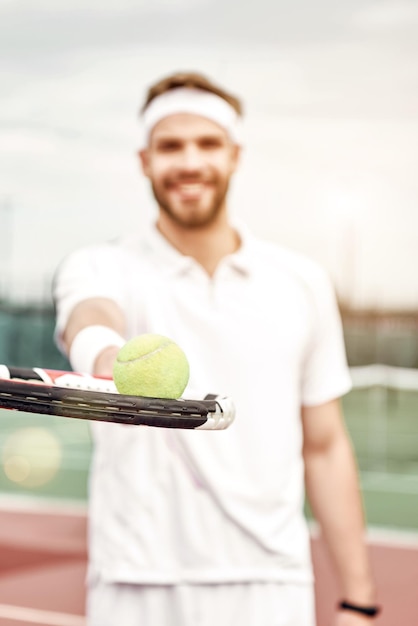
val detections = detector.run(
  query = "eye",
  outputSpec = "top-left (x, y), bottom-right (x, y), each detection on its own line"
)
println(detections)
top-left (156, 140), bottom-right (182, 152)
top-left (199, 137), bottom-right (224, 149)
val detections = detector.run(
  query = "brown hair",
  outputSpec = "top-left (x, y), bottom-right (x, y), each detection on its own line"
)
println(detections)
top-left (140, 71), bottom-right (243, 116)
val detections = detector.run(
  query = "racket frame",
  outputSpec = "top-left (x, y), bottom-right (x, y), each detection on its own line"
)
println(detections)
top-left (0, 366), bottom-right (235, 430)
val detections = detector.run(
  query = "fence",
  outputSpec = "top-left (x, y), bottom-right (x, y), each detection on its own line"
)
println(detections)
top-left (0, 304), bottom-right (69, 370)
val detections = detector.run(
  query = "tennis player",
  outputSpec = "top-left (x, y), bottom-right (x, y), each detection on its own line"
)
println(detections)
top-left (53, 72), bottom-right (380, 625)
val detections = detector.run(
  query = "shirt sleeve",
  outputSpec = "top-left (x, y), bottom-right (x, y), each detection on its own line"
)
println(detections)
top-left (52, 244), bottom-right (126, 352)
top-left (300, 265), bottom-right (352, 406)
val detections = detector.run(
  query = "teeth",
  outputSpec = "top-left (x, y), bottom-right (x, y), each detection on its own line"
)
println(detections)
top-left (178, 184), bottom-right (203, 192)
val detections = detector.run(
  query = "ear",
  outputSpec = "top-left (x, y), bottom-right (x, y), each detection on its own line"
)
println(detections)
top-left (138, 149), bottom-right (150, 177)
top-left (230, 143), bottom-right (242, 173)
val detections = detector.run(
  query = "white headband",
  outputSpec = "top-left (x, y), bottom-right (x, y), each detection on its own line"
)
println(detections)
top-left (140, 87), bottom-right (242, 146)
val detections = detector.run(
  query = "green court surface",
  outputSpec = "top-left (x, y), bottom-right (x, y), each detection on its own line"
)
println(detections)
top-left (341, 387), bottom-right (418, 531)
top-left (1, 386), bottom-right (417, 530)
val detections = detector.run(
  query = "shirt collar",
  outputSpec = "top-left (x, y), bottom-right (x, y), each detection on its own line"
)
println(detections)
top-left (142, 219), bottom-right (254, 278)
top-left (224, 219), bottom-right (253, 277)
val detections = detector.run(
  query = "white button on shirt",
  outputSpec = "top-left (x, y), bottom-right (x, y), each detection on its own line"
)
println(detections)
top-left (54, 221), bottom-right (352, 586)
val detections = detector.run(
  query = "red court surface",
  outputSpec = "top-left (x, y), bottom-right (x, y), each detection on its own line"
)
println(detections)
top-left (0, 502), bottom-right (417, 626)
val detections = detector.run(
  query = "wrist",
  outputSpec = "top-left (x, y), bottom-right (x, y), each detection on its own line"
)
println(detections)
top-left (69, 325), bottom-right (125, 375)
top-left (340, 572), bottom-right (377, 606)
top-left (338, 599), bottom-right (381, 618)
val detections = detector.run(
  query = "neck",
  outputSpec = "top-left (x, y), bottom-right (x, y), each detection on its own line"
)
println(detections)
top-left (156, 211), bottom-right (240, 276)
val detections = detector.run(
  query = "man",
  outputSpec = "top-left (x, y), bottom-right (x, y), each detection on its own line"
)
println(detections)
top-left (53, 72), bottom-right (380, 625)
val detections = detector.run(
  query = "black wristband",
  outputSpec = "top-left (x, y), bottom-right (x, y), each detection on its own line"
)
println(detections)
top-left (339, 600), bottom-right (381, 617)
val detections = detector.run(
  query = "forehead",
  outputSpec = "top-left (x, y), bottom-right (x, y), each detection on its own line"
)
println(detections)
top-left (150, 113), bottom-right (229, 142)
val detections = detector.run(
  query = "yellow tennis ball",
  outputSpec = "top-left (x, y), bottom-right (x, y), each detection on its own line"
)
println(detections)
top-left (113, 333), bottom-right (190, 399)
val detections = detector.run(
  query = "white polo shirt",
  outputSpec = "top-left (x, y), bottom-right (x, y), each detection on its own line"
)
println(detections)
top-left (54, 222), bottom-right (352, 586)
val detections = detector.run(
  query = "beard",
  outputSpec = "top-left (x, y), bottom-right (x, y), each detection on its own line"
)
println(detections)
top-left (150, 175), bottom-right (231, 229)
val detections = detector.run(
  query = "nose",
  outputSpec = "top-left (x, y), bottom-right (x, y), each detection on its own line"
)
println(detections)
top-left (178, 144), bottom-right (204, 171)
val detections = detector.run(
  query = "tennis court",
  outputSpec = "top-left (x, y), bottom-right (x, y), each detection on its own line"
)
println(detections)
top-left (0, 497), bottom-right (417, 625)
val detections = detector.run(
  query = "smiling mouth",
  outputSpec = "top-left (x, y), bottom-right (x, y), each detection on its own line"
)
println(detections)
top-left (172, 182), bottom-right (207, 198)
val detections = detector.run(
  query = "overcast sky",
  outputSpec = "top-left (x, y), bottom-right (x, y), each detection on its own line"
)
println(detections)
top-left (1, 0), bottom-right (418, 309)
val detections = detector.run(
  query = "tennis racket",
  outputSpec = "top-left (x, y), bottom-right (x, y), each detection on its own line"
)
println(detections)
top-left (0, 365), bottom-right (235, 430)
